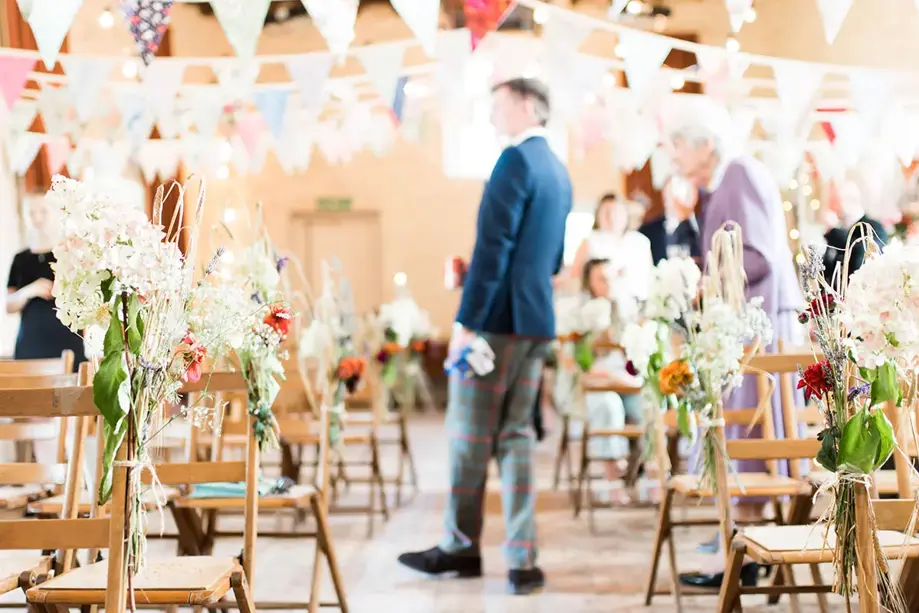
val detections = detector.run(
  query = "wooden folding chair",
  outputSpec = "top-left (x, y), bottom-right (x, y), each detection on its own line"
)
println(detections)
top-left (16, 369), bottom-right (257, 613)
top-left (573, 375), bottom-right (646, 533)
top-left (644, 368), bottom-right (817, 612)
top-left (0, 351), bottom-right (74, 376)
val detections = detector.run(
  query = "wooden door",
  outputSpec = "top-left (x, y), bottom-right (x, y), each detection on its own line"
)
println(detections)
top-left (291, 211), bottom-right (383, 314)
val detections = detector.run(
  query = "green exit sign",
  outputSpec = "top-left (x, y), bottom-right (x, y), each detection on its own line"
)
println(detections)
top-left (317, 197), bottom-right (352, 212)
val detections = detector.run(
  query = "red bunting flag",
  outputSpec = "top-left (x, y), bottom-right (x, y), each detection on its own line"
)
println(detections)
top-left (122, 0), bottom-right (174, 66)
top-left (464, 0), bottom-right (515, 50)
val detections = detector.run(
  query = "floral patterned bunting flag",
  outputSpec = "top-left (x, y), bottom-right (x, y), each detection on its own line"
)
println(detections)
top-left (122, 0), bottom-right (174, 66)
top-left (463, 0), bottom-right (515, 51)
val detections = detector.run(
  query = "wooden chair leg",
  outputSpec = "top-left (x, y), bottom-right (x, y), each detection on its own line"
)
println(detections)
top-left (586, 456), bottom-right (597, 535)
top-left (553, 416), bottom-right (569, 491)
top-left (312, 495), bottom-right (348, 612)
top-left (644, 487), bottom-right (674, 605)
top-left (574, 429), bottom-right (589, 518)
top-left (230, 570), bottom-right (257, 613)
top-left (665, 516), bottom-right (684, 613)
top-left (395, 420), bottom-right (406, 508)
top-left (717, 540), bottom-right (746, 613)
top-left (372, 436), bottom-right (390, 522)
top-left (401, 414), bottom-right (419, 495)
top-left (808, 564), bottom-right (830, 613)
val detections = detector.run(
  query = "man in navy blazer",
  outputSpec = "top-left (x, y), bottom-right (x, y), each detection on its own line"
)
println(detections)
top-left (398, 78), bottom-right (571, 595)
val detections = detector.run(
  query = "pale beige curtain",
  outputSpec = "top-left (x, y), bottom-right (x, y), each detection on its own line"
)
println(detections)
top-left (0, 147), bottom-right (23, 357)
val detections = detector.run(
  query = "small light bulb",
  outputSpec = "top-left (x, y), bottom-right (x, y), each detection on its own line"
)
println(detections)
top-left (394, 272), bottom-right (407, 287)
top-left (670, 73), bottom-right (686, 90)
top-left (810, 199), bottom-right (821, 210)
top-left (789, 228), bottom-right (800, 240)
top-left (783, 201), bottom-right (793, 212)
top-left (219, 140), bottom-right (233, 162)
top-left (725, 36), bottom-right (740, 53)
top-left (802, 185), bottom-right (813, 196)
top-left (614, 43), bottom-right (626, 58)
top-left (653, 14), bottom-right (668, 32)
top-left (584, 92), bottom-right (597, 105)
top-left (121, 59), bottom-right (138, 80)
top-left (789, 179), bottom-right (799, 190)
top-left (744, 7), bottom-right (757, 23)
top-left (215, 165), bottom-right (230, 180)
top-left (98, 8), bottom-right (115, 30)
top-left (222, 208), bottom-right (237, 224)
top-left (222, 251), bottom-right (236, 265)
top-left (532, 6), bottom-right (548, 24)
top-left (795, 252), bottom-right (805, 265)
top-left (626, 0), bottom-right (644, 16)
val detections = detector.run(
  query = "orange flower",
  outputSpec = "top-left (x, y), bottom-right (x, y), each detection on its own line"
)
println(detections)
top-left (337, 356), bottom-right (366, 381)
top-left (382, 342), bottom-right (403, 355)
top-left (411, 339), bottom-right (427, 353)
top-left (264, 304), bottom-right (293, 339)
top-left (659, 360), bottom-right (694, 396)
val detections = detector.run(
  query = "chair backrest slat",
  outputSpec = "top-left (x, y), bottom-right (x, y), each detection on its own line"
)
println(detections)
top-left (142, 461), bottom-right (246, 485)
top-left (0, 517), bottom-right (108, 550)
top-left (872, 499), bottom-right (919, 533)
top-left (0, 421), bottom-right (59, 440)
top-left (0, 386), bottom-right (97, 418)
top-left (725, 438), bottom-right (821, 461)
top-left (0, 462), bottom-right (67, 486)
top-left (0, 374), bottom-right (79, 389)
top-left (747, 352), bottom-right (823, 373)
top-left (0, 351), bottom-right (74, 375)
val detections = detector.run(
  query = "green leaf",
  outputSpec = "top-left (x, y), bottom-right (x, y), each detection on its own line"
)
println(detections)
top-left (859, 366), bottom-right (876, 383)
top-left (93, 352), bottom-right (127, 428)
top-left (815, 427), bottom-right (838, 472)
top-left (885, 332), bottom-right (900, 348)
top-left (869, 362), bottom-right (900, 407)
top-left (676, 401), bottom-right (692, 438)
top-left (381, 362), bottom-right (399, 387)
top-left (100, 273), bottom-right (115, 303)
top-left (648, 352), bottom-right (664, 374)
top-left (97, 415), bottom-right (128, 506)
top-left (871, 409), bottom-right (897, 471)
top-left (103, 297), bottom-right (125, 356)
top-left (126, 294), bottom-right (143, 354)
top-left (837, 409), bottom-right (880, 475)
top-left (574, 338), bottom-right (594, 372)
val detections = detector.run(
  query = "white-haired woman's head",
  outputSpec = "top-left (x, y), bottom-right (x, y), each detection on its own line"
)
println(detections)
top-left (665, 96), bottom-right (739, 189)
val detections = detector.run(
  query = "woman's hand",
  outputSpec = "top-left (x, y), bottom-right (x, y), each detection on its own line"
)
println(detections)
top-left (26, 279), bottom-right (53, 300)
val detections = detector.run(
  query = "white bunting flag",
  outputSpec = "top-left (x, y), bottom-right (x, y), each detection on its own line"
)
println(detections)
top-left (367, 113), bottom-right (396, 157)
top-left (771, 59), bottom-right (824, 129)
top-left (608, 0), bottom-right (630, 19)
top-left (67, 138), bottom-right (89, 178)
top-left (247, 136), bottom-right (270, 175)
top-left (8, 132), bottom-right (43, 175)
top-left (829, 113), bottom-right (867, 169)
top-left (115, 89), bottom-right (155, 146)
top-left (16, 0), bottom-right (83, 70)
top-left (541, 6), bottom-right (594, 54)
top-left (60, 57), bottom-right (116, 123)
top-left (45, 136), bottom-right (70, 175)
top-left (761, 140), bottom-right (805, 187)
top-left (649, 147), bottom-right (672, 190)
top-left (435, 29), bottom-right (471, 112)
top-left (211, 0), bottom-right (271, 58)
top-left (618, 29), bottom-right (671, 101)
top-left (731, 106), bottom-right (758, 147)
top-left (815, 0), bottom-right (852, 45)
top-left (285, 53), bottom-right (334, 114)
top-left (137, 140), bottom-right (163, 184)
top-left (355, 43), bottom-right (406, 105)
top-left (229, 135), bottom-right (250, 176)
top-left (37, 85), bottom-right (76, 137)
top-left (214, 58), bottom-right (260, 100)
top-left (554, 53), bottom-right (609, 122)
top-left (848, 69), bottom-right (894, 132)
top-left (275, 109), bottom-right (314, 173)
top-left (186, 88), bottom-right (225, 138)
top-left (390, 0), bottom-right (440, 57)
top-left (724, 0), bottom-right (752, 33)
top-left (251, 89), bottom-right (290, 141)
top-left (303, 0), bottom-right (359, 59)
top-left (142, 59), bottom-right (186, 114)
top-left (4, 101), bottom-right (37, 139)
top-left (808, 140), bottom-right (843, 183)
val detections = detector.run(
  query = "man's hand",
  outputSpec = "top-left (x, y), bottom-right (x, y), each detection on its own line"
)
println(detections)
top-left (448, 324), bottom-right (475, 362)
top-left (667, 175), bottom-right (698, 222)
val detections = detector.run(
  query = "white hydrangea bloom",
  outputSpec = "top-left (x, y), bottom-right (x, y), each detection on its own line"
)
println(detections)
top-left (646, 257), bottom-right (701, 322)
top-left (378, 296), bottom-right (430, 346)
top-left (622, 320), bottom-right (664, 374)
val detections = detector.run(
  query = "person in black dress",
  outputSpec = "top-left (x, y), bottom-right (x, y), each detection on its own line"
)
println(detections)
top-left (6, 193), bottom-right (85, 370)
top-left (638, 177), bottom-right (702, 265)
top-left (821, 179), bottom-right (887, 283)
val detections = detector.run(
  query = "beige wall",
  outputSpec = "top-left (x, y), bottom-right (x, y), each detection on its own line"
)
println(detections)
top-left (62, 0), bottom-right (919, 331)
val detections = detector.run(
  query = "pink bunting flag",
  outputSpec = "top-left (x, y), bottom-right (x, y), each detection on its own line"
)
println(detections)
top-left (0, 56), bottom-right (37, 110)
top-left (236, 112), bottom-right (264, 158)
top-left (45, 137), bottom-right (72, 175)
top-left (122, 0), bottom-right (174, 66)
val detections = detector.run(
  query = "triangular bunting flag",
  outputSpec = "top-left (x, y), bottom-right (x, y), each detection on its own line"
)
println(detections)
top-left (649, 147), bottom-right (672, 189)
top-left (541, 6), bottom-right (594, 54)
top-left (115, 88), bottom-right (155, 145)
top-left (137, 140), bottom-right (161, 183)
top-left (849, 69), bottom-right (893, 132)
top-left (302, 0), bottom-right (359, 58)
top-left (390, 0), bottom-right (440, 57)
top-left (434, 29), bottom-right (471, 111)
top-left (248, 136), bottom-right (270, 175)
top-left (285, 53), bottom-right (334, 114)
top-left (355, 43), bottom-right (406, 105)
top-left (185, 88), bottom-right (225, 137)
top-left (60, 57), bottom-right (116, 123)
top-left (814, 0), bottom-right (852, 45)
top-left (16, 0), bottom-right (83, 70)
top-left (0, 56), bottom-right (37, 111)
top-left (251, 89), bottom-right (289, 141)
top-left (3, 100), bottom-right (38, 137)
top-left (771, 59), bottom-right (824, 128)
top-left (463, 0), bottom-right (514, 51)
top-left (618, 29), bottom-right (671, 100)
top-left (67, 138), bottom-right (90, 178)
top-left (9, 132), bottom-right (43, 175)
top-left (236, 112), bottom-right (264, 158)
top-left (367, 112), bottom-right (396, 157)
top-left (210, 0), bottom-right (270, 58)
top-left (229, 135), bottom-right (250, 175)
top-left (45, 136), bottom-right (71, 175)
top-left (123, 0), bottom-right (174, 66)
top-left (608, 0), bottom-right (630, 19)
top-left (731, 106), bottom-right (757, 145)
top-left (37, 85), bottom-right (76, 136)
top-left (141, 59), bottom-right (185, 134)
top-left (554, 53), bottom-right (608, 122)
top-left (829, 113), bottom-right (866, 168)
top-left (724, 0), bottom-right (751, 33)
top-left (214, 58), bottom-right (260, 100)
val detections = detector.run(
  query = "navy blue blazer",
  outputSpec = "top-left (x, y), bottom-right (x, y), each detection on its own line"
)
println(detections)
top-left (456, 136), bottom-right (572, 339)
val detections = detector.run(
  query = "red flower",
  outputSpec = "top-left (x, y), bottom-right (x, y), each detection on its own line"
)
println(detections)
top-left (264, 304), bottom-right (293, 339)
top-left (798, 293), bottom-right (837, 324)
top-left (625, 360), bottom-right (639, 377)
top-left (180, 331), bottom-right (207, 383)
top-left (797, 360), bottom-right (833, 402)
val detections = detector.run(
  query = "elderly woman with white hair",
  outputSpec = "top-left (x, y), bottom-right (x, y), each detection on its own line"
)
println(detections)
top-left (663, 96), bottom-right (805, 588)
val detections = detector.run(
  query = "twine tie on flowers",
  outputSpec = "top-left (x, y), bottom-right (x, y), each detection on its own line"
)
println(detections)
top-left (113, 456), bottom-right (169, 538)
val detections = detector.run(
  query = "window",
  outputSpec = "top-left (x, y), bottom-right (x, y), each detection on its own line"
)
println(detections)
top-left (564, 211), bottom-right (594, 265)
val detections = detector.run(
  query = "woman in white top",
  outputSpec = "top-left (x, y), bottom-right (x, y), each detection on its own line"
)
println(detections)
top-left (570, 193), bottom-right (654, 322)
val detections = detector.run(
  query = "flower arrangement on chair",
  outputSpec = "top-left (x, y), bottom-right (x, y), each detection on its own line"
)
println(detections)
top-left (189, 204), bottom-right (294, 452)
top-left (375, 295), bottom-right (432, 403)
top-left (556, 297), bottom-right (614, 372)
top-left (49, 176), bottom-right (226, 592)
top-left (797, 234), bottom-right (916, 606)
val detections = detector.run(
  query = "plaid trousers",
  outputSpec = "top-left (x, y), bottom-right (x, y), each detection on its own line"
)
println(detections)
top-left (439, 333), bottom-right (548, 570)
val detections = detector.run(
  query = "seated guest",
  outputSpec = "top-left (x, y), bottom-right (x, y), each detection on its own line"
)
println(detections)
top-left (821, 178), bottom-right (887, 283)
top-left (638, 177), bottom-right (702, 265)
top-left (663, 96), bottom-right (804, 587)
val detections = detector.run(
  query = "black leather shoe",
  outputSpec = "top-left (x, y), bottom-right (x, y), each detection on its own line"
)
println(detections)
top-left (679, 562), bottom-right (760, 589)
top-left (508, 567), bottom-right (545, 595)
top-left (397, 547), bottom-right (482, 578)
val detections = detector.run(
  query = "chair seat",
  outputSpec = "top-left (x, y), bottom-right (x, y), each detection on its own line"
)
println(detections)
top-left (198, 433), bottom-right (248, 447)
top-left (742, 524), bottom-right (919, 565)
top-left (345, 412), bottom-right (401, 426)
top-left (282, 430), bottom-right (371, 445)
top-left (174, 484), bottom-right (317, 510)
top-left (582, 375), bottom-right (641, 395)
top-left (669, 472), bottom-right (813, 498)
top-left (0, 485), bottom-right (52, 509)
top-left (586, 425), bottom-right (644, 438)
top-left (27, 556), bottom-right (239, 605)
top-left (27, 487), bottom-right (180, 516)
top-left (0, 552), bottom-right (50, 594)
top-left (809, 469), bottom-right (919, 494)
